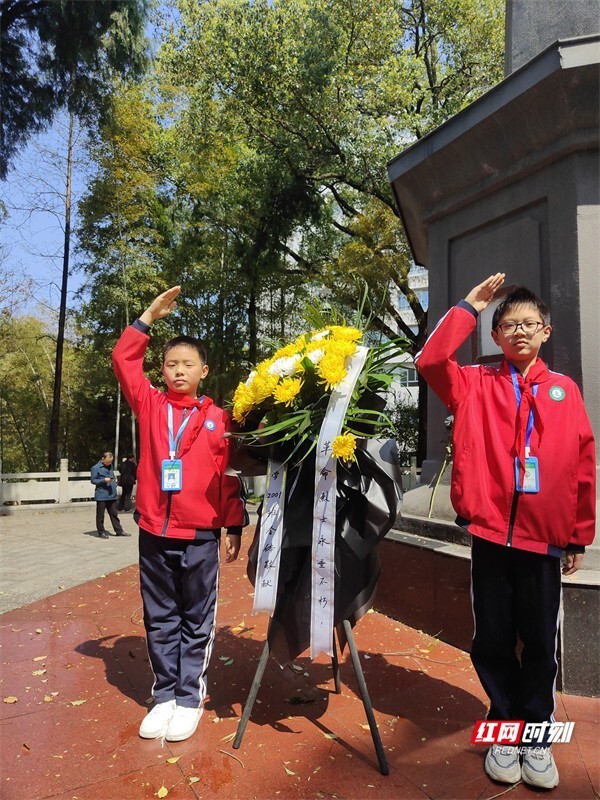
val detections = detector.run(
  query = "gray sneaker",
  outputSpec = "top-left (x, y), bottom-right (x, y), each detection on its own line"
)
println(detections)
top-left (522, 747), bottom-right (559, 789)
top-left (484, 745), bottom-right (522, 784)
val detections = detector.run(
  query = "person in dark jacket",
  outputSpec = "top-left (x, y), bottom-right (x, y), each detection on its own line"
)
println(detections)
top-left (117, 454), bottom-right (137, 512)
top-left (90, 452), bottom-right (130, 539)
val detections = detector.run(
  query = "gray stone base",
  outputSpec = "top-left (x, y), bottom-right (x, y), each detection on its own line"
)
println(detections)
top-left (376, 516), bottom-right (600, 697)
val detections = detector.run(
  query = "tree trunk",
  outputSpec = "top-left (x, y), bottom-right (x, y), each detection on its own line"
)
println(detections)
top-left (48, 112), bottom-right (74, 470)
top-left (248, 284), bottom-right (257, 365)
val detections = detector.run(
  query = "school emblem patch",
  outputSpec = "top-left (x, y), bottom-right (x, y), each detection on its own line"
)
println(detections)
top-left (549, 385), bottom-right (566, 402)
top-left (204, 419), bottom-right (216, 431)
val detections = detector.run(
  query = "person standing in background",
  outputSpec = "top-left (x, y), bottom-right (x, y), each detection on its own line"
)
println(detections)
top-left (90, 452), bottom-right (130, 538)
top-left (118, 454), bottom-right (137, 512)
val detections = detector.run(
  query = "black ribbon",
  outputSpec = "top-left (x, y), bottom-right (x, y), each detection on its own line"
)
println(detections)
top-left (247, 438), bottom-right (403, 663)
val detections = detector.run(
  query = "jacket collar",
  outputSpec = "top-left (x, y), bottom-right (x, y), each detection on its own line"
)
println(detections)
top-left (500, 358), bottom-right (550, 384)
top-left (165, 389), bottom-right (213, 411)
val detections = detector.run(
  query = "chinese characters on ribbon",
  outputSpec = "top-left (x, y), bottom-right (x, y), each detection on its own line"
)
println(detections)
top-left (310, 345), bottom-right (369, 658)
top-left (252, 461), bottom-right (287, 615)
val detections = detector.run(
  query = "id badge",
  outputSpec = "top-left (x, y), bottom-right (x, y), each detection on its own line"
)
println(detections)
top-left (162, 459), bottom-right (183, 491)
top-left (514, 456), bottom-right (539, 493)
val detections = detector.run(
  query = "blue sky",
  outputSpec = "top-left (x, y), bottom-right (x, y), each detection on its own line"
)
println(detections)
top-left (1, 112), bottom-right (90, 318)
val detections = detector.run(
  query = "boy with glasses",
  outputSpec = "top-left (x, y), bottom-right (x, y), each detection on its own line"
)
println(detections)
top-left (415, 274), bottom-right (596, 790)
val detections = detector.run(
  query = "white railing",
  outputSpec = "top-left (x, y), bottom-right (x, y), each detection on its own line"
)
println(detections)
top-left (1, 459), bottom-right (100, 507)
top-left (1, 456), bottom-right (421, 509)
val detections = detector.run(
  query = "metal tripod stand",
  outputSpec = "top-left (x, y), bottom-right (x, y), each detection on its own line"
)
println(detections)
top-left (232, 618), bottom-right (389, 775)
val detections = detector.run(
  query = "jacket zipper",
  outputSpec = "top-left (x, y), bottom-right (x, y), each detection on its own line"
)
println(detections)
top-left (160, 406), bottom-right (189, 537)
top-left (506, 486), bottom-right (519, 547)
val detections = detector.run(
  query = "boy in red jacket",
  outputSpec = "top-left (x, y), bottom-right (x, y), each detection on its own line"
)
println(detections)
top-left (113, 286), bottom-right (247, 742)
top-left (415, 274), bottom-right (596, 790)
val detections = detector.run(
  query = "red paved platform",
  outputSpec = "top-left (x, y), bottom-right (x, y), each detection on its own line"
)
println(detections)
top-left (1, 534), bottom-right (598, 800)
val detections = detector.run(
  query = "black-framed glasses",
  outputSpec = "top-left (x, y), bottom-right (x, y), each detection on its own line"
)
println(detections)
top-left (496, 320), bottom-right (545, 336)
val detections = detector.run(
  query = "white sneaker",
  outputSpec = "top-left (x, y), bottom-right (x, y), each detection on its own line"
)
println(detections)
top-left (484, 745), bottom-right (521, 784)
top-left (522, 747), bottom-right (559, 789)
top-left (165, 705), bottom-right (203, 742)
top-left (139, 699), bottom-right (176, 739)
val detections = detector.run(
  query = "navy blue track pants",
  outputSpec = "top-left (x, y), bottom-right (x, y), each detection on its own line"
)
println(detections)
top-left (470, 536), bottom-right (561, 738)
top-left (139, 530), bottom-right (220, 708)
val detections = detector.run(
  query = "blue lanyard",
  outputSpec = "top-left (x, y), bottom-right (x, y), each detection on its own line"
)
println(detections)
top-left (509, 364), bottom-right (538, 456)
top-left (167, 403), bottom-right (197, 460)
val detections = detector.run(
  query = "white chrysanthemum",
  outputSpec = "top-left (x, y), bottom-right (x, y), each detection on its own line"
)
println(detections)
top-left (245, 370), bottom-right (257, 386)
top-left (306, 348), bottom-right (325, 365)
top-left (311, 330), bottom-right (330, 341)
top-left (267, 354), bottom-right (301, 377)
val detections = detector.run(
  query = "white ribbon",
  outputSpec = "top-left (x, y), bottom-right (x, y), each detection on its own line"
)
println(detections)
top-left (310, 345), bottom-right (369, 658)
top-left (252, 459), bottom-right (287, 615)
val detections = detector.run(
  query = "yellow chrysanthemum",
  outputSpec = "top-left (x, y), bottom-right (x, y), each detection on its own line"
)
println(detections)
top-left (332, 432), bottom-right (357, 462)
top-left (272, 377), bottom-right (303, 407)
top-left (255, 356), bottom-right (274, 373)
top-left (329, 325), bottom-right (363, 342)
top-left (232, 383), bottom-right (255, 422)
top-left (249, 371), bottom-right (279, 404)
top-left (324, 339), bottom-right (357, 358)
top-left (271, 342), bottom-right (301, 361)
top-left (317, 353), bottom-right (348, 390)
top-left (293, 333), bottom-right (308, 351)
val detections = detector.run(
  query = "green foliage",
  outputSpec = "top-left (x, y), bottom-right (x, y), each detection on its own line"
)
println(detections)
top-left (67, 0), bottom-right (503, 466)
top-left (0, 0), bottom-right (150, 178)
top-left (0, 313), bottom-right (113, 471)
top-left (383, 397), bottom-right (420, 463)
top-left (157, 0), bottom-right (505, 352)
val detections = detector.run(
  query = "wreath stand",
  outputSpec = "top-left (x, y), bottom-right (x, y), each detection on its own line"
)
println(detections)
top-left (232, 618), bottom-right (389, 776)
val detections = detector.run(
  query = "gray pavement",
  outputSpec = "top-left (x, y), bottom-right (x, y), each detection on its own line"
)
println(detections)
top-left (0, 504), bottom-right (258, 614)
top-left (0, 504), bottom-right (139, 614)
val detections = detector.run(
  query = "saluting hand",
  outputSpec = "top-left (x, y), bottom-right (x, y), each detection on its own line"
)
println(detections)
top-left (140, 286), bottom-right (181, 326)
top-left (464, 273), bottom-right (505, 313)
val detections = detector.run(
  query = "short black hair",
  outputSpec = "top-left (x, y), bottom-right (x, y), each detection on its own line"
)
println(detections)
top-left (162, 335), bottom-right (207, 364)
top-left (492, 286), bottom-right (550, 329)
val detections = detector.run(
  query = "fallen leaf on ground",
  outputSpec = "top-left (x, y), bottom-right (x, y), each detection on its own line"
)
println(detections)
top-left (286, 696), bottom-right (315, 705)
top-left (284, 767), bottom-right (296, 776)
top-left (157, 787), bottom-right (168, 798)
top-left (188, 777), bottom-right (200, 785)
top-left (33, 656), bottom-right (47, 662)
top-left (3, 696), bottom-right (18, 704)
top-left (32, 670), bottom-right (46, 676)
top-left (166, 756), bottom-right (180, 764)
top-left (70, 700), bottom-right (86, 706)
top-left (323, 733), bottom-right (339, 740)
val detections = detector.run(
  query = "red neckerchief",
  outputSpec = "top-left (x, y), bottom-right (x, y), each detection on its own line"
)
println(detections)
top-left (501, 359), bottom-right (549, 465)
top-left (165, 390), bottom-right (214, 457)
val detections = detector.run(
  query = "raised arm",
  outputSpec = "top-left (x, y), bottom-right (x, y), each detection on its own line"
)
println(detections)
top-left (112, 286), bottom-right (182, 415)
top-left (415, 274), bottom-right (505, 408)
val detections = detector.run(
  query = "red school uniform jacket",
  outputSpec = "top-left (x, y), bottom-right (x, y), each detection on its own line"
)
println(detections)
top-left (112, 323), bottom-right (247, 540)
top-left (415, 302), bottom-right (596, 556)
